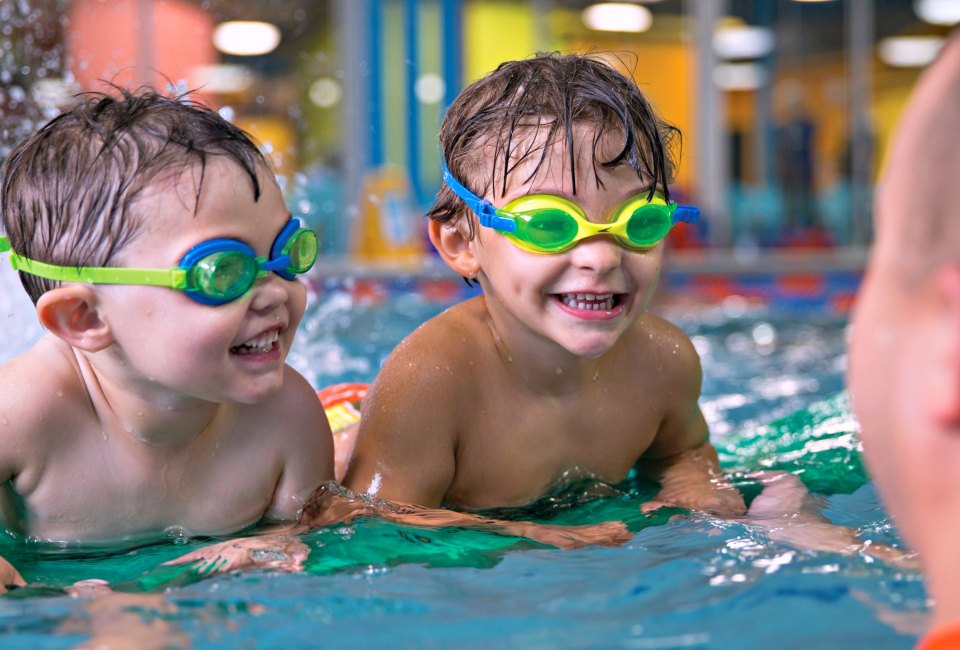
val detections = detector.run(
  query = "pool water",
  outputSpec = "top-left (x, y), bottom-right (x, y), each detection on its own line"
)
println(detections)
top-left (0, 273), bottom-right (928, 649)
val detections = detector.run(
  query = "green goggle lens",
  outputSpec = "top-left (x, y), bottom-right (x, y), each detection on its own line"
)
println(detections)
top-left (190, 251), bottom-right (259, 301)
top-left (623, 203), bottom-right (673, 248)
top-left (522, 209), bottom-right (579, 251)
top-left (284, 229), bottom-right (319, 274)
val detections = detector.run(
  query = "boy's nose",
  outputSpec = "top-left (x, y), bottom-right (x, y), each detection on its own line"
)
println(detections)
top-left (249, 272), bottom-right (290, 311)
top-left (569, 235), bottom-right (623, 273)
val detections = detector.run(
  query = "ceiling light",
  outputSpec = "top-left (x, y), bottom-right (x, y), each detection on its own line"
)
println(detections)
top-left (415, 73), bottom-right (445, 105)
top-left (712, 63), bottom-right (767, 91)
top-left (190, 64), bottom-right (254, 94)
top-left (213, 21), bottom-right (281, 57)
top-left (582, 3), bottom-right (653, 33)
top-left (713, 24), bottom-right (775, 60)
top-left (914, 0), bottom-right (960, 25)
top-left (878, 35), bottom-right (945, 67)
top-left (309, 78), bottom-right (342, 108)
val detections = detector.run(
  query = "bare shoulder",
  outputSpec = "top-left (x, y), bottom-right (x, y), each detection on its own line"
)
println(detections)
top-left (370, 297), bottom-right (486, 408)
top-left (0, 336), bottom-right (89, 470)
top-left (355, 298), bottom-right (486, 451)
top-left (628, 313), bottom-right (703, 389)
top-left (247, 366), bottom-right (332, 448)
top-left (344, 299), bottom-right (485, 501)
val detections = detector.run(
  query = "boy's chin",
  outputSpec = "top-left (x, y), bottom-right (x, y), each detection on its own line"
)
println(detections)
top-left (556, 335), bottom-right (619, 359)
top-left (230, 375), bottom-right (285, 404)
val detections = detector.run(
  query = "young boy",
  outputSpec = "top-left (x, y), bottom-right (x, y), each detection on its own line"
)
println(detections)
top-left (847, 32), bottom-right (960, 648)
top-left (342, 53), bottom-right (747, 516)
top-left (0, 88), bottom-right (333, 588)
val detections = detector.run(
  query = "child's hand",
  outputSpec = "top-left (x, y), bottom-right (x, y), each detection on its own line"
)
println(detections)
top-left (640, 443), bottom-right (748, 517)
top-left (642, 479), bottom-right (747, 518)
top-left (515, 521), bottom-right (632, 549)
top-left (0, 556), bottom-right (24, 593)
top-left (164, 535), bottom-right (310, 576)
top-left (66, 579), bottom-right (114, 598)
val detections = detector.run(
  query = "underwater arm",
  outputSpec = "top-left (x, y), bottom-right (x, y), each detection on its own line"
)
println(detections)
top-left (0, 556), bottom-right (25, 593)
top-left (740, 471), bottom-right (916, 565)
top-left (298, 482), bottom-right (631, 550)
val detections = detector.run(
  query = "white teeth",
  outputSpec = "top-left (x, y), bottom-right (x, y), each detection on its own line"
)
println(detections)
top-left (559, 293), bottom-right (616, 311)
top-left (233, 329), bottom-right (280, 354)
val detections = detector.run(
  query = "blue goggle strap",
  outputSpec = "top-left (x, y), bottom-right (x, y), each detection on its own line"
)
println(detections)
top-left (672, 205), bottom-right (700, 225)
top-left (266, 217), bottom-right (301, 279)
top-left (440, 160), bottom-right (517, 233)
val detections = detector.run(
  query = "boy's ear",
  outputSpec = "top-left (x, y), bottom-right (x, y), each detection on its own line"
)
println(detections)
top-left (428, 219), bottom-right (481, 280)
top-left (929, 265), bottom-right (960, 428)
top-left (35, 286), bottom-right (114, 352)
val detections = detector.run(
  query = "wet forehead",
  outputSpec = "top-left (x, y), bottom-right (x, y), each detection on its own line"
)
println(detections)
top-left (477, 121), bottom-right (644, 200)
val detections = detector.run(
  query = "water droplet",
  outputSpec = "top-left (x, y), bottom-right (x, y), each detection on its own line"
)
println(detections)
top-left (164, 525), bottom-right (192, 544)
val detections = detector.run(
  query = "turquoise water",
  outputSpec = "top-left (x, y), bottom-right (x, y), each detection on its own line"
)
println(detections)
top-left (0, 275), bottom-right (927, 648)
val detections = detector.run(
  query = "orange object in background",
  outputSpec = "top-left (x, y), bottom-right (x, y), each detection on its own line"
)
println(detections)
top-left (353, 167), bottom-right (426, 264)
top-left (67, 0), bottom-right (215, 100)
top-left (234, 115), bottom-right (297, 181)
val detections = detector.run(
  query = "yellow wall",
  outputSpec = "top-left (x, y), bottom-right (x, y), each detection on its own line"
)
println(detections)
top-left (464, 2), bottom-right (536, 82)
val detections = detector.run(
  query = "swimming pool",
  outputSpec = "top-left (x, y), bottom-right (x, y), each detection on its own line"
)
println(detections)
top-left (0, 269), bottom-right (927, 648)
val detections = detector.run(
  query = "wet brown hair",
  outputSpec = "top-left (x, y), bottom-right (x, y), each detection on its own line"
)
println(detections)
top-left (428, 52), bottom-right (681, 238)
top-left (0, 86), bottom-right (269, 303)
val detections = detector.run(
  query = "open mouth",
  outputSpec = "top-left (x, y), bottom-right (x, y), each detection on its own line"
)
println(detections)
top-left (231, 328), bottom-right (281, 356)
top-left (556, 293), bottom-right (624, 311)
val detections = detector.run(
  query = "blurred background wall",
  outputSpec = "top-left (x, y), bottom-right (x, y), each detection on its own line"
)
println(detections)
top-left (0, 0), bottom-right (955, 269)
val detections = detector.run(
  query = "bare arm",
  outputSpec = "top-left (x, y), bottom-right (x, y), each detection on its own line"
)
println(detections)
top-left (342, 337), bottom-right (461, 507)
top-left (0, 348), bottom-right (53, 589)
top-left (0, 556), bottom-right (25, 592)
top-left (739, 471), bottom-right (916, 565)
top-left (638, 329), bottom-right (746, 517)
top-left (262, 368), bottom-right (336, 523)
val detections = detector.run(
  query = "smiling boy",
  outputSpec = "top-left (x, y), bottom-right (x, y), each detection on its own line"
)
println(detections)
top-left (0, 89), bottom-right (333, 587)
top-left (343, 53), bottom-right (746, 515)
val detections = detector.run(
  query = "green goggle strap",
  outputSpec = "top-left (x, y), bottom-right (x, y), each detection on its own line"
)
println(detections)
top-left (0, 236), bottom-right (187, 288)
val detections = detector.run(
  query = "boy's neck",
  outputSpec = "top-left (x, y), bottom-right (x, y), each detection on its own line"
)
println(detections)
top-left (70, 345), bottom-right (224, 447)
top-left (482, 308), bottom-right (608, 395)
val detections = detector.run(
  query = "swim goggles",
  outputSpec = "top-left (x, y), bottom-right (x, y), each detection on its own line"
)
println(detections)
top-left (441, 161), bottom-right (699, 254)
top-left (0, 218), bottom-right (318, 306)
